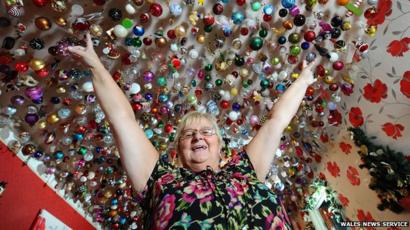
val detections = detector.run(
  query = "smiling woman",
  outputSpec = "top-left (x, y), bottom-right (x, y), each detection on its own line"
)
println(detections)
top-left (68, 33), bottom-right (316, 229)
top-left (173, 112), bottom-right (223, 172)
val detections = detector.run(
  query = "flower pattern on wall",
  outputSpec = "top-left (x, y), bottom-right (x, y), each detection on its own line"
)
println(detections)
top-left (314, 0), bottom-right (410, 225)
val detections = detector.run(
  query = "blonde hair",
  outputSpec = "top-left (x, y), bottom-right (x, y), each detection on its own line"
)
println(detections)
top-left (174, 111), bottom-right (223, 151)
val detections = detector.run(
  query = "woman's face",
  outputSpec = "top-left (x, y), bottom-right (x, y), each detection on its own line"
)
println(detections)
top-left (178, 118), bottom-right (221, 171)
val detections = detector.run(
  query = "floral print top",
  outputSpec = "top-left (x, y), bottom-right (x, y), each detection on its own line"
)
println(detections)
top-left (140, 151), bottom-right (292, 229)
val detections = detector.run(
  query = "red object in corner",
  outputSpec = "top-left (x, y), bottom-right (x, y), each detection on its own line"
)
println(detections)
top-left (0, 141), bottom-right (94, 230)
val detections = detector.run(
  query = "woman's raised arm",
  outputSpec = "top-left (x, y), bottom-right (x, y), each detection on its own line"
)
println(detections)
top-left (68, 34), bottom-right (159, 192)
top-left (245, 60), bottom-right (316, 182)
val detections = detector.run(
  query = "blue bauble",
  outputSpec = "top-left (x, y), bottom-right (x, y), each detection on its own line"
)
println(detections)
top-left (281, 0), bottom-right (296, 9)
top-left (231, 11), bottom-right (245, 25)
top-left (263, 4), bottom-right (275, 15)
top-left (132, 26), bottom-right (145, 36)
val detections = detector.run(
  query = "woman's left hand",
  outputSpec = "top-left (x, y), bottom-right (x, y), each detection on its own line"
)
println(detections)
top-left (299, 59), bottom-right (317, 85)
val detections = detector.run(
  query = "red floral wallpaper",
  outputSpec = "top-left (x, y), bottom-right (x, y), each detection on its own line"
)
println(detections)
top-left (315, 0), bottom-right (410, 225)
top-left (342, 0), bottom-right (410, 154)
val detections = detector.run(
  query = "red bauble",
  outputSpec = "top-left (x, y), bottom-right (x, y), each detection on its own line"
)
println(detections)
top-left (305, 86), bottom-right (315, 96)
top-left (212, 3), bottom-right (224, 15)
top-left (333, 61), bottom-right (344, 70)
top-left (167, 29), bottom-right (176, 39)
top-left (149, 3), bottom-right (163, 17)
top-left (132, 102), bottom-right (142, 111)
top-left (93, 0), bottom-right (105, 5)
top-left (316, 64), bottom-right (326, 76)
top-left (329, 83), bottom-right (339, 91)
top-left (140, 13), bottom-right (150, 23)
top-left (203, 15), bottom-right (215, 26)
top-left (287, 55), bottom-right (298, 64)
top-left (164, 124), bottom-right (173, 133)
top-left (240, 27), bottom-right (249, 36)
top-left (142, 37), bottom-right (152, 46)
top-left (263, 14), bottom-right (272, 22)
top-left (15, 62), bottom-right (29, 72)
top-left (236, 0), bottom-right (246, 6)
top-left (35, 68), bottom-right (49, 78)
top-left (304, 30), bottom-right (316, 42)
top-left (32, 0), bottom-right (49, 7)
top-left (220, 100), bottom-right (230, 109)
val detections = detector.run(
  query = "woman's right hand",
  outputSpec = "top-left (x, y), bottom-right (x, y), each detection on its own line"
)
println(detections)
top-left (68, 33), bottom-right (103, 69)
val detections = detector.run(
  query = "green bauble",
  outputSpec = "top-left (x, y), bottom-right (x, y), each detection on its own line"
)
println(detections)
top-left (250, 37), bottom-right (263, 50)
top-left (288, 32), bottom-right (301, 44)
top-left (156, 76), bottom-right (167, 86)
top-left (251, 1), bottom-right (262, 11)
top-left (259, 29), bottom-right (268, 38)
top-left (290, 45), bottom-right (301, 56)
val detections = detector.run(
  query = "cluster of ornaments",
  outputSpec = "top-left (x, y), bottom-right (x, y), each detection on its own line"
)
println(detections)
top-left (1, 0), bottom-right (380, 228)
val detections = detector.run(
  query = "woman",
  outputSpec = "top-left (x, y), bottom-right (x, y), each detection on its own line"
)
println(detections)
top-left (69, 33), bottom-right (316, 229)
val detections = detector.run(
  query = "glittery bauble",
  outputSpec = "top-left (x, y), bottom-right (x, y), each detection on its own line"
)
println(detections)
top-left (149, 3), bottom-right (163, 17)
top-left (35, 17), bottom-right (52, 30)
top-left (249, 37), bottom-right (263, 50)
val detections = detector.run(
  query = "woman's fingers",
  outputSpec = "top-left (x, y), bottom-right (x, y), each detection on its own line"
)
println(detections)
top-left (67, 46), bottom-right (86, 56)
top-left (85, 33), bottom-right (93, 49)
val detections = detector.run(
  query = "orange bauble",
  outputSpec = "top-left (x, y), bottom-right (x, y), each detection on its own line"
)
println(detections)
top-left (336, 0), bottom-right (349, 5)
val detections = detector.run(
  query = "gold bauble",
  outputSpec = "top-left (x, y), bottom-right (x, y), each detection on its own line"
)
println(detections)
top-left (230, 88), bottom-right (238, 96)
top-left (35, 17), bottom-right (52, 31)
top-left (239, 68), bottom-right (249, 77)
top-left (55, 17), bottom-right (67, 26)
top-left (232, 39), bottom-right (242, 50)
top-left (342, 75), bottom-right (354, 84)
top-left (22, 143), bottom-right (36, 156)
top-left (74, 104), bottom-right (86, 115)
top-left (291, 73), bottom-right (300, 80)
top-left (323, 75), bottom-right (335, 84)
top-left (285, 125), bottom-right (293, 132)
top-left (104, 190), bottom-right (113, 198)
top-left (47, 113), bottom-right (60, 124)
top-left (341, 21), bottom-right (351, 31)
top-left (29, 58), bottom-right (45, 71)
top-left (56, 86), bottom-right (66, 94)
top-left (90, 24), bottom-right (103, 37)
top-left (37, 120), bottom-right (47, 129)
top-left (283, 20), bottom-right (293, 30)
top-left (155, 37), bottom-right (167, 48)
top-left (175, 25), bottom-right (186, 38)
top-left (196, 34), bottom-right (206, 44)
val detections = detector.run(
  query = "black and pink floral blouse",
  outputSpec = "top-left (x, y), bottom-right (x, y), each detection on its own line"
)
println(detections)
top-left (140, 151), bottom-right (292, 229)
